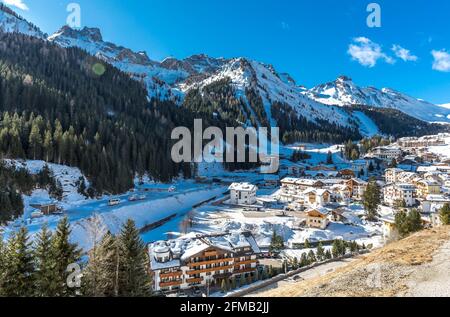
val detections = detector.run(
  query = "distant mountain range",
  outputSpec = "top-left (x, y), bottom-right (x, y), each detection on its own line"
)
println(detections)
top-left (1, 4), bottom-right (450, 134)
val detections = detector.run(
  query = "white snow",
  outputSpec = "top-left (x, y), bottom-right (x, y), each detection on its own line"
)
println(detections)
top-left (353, 111), bottom-right (381, 137)
top-left (0, 6), bottom-right (45, 39)
top-left (307, 76), bottom-right (450, 124)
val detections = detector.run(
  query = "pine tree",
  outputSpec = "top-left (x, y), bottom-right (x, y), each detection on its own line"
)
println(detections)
top-left (0, 235), bottom-right (5, 295)
top-left (440, 203), bottom-right (450, 225)
top-left (292, 257), bottom-right (299, 269)
top-left (231, 277), bottom-right (237, 289)
top-left (221, 279), bottom-right (228, 293)
top-left (363, 181), bottom-right (381, 221)
top-left (239, 274), bottom-right (247, 287)
top-left (325, 250), bottom-right (332, 260)
top-left (268, 266), bottom-right (274, 278)
top-left (254, 269), bottom-right (260, 282)
top-left (304, 239), bottom-right (311, 249)
top-left (407, 209), bottom-right (423, 233)
top-left (51, 217), bottom-right (82, 297)
top-left (332, 240), bottom-right (340, 259)
top-left (1, 228), bottom-right (35, 297)
top-left (117, 219), bottom-right (151, 297)
top-left (307, 250), bottom-right (317, 263)
top-left (395, 210), bottom-right (409, 238)
top-left (34, 225), bottom-right (58, 297)
top-left (83, 232), bottom-right (118, 297)
top-left (316, 243), bottom-right (325, 262)
top-left (300, 253), bottom-right (309, 267)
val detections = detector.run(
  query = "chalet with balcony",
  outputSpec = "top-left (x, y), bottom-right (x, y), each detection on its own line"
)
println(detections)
top-left (149, 232), bottom-right (261, 293)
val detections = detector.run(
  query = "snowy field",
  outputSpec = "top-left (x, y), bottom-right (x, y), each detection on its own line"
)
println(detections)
top-left (1, 141), bottom-right (383, 254)
top-left (1, 159), bottom-right (228, 250)
top-left (187, 199), bottom-right (383, 255)
top-left (428, 136), bottom-right (450, 159)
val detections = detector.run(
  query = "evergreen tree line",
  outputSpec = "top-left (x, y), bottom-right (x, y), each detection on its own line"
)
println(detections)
top-left (291, 149), bottom-right (312, 162)
top-left (0, 218), bottom-right (151, 297)
top-left (351, 106), bottom-right (449, 138)
top-left (288, 240), bottom-right (368, 271)
top-left (271, 102), bottom-right (362, 144)
top-left (0, 162), bottom-right (62, 224)
top-left (394, 209), bottom-right (423, 239)
top-left (0, 32), bottom-right (193, 195)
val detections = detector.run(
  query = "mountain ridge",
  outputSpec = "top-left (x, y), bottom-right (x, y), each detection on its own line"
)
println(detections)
top-left (1, 5), bottom-right (449, 134)
top-left (306, 76), bottom-right (450, 123)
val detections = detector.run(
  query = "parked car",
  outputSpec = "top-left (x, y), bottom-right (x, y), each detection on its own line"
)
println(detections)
top-left (108, 199), bottom-right (121, 206)
top-left (128, 195), bottom-right (139, 202)
top-left (31, 211), bottom-right (45, 219)
top-left (168, 186), bottom-right (177, 193)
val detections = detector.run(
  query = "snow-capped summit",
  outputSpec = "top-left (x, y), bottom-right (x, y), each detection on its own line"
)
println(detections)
top-left (48, 25), bottom-right (189, 100)
top-left (307, 76), bottom-right (450, 123)
top-left (49, 25), bottom-right (103, 42)
top-left (160, 54), bottom-right (228, 75)
top-left (179, 57), bottom-right (356, 128)
top-left (0, 3), bottom-right (45, 38)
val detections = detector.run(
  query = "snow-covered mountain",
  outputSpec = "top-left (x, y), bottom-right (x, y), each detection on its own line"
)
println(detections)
top-left (1, 4), bottom-right (447, 135)
top-left (47, 26), bottom-right (358, 129)
top-left (440, 103), bottom-right (450, 109)
top-left (307, 76), bottom-right (450, 123)
top-left (0, 3), bottom-right (45, 38)
top-left (178, 58), bottom-right (355, 128)
top-left (48, 25), bottom-right (190, 100)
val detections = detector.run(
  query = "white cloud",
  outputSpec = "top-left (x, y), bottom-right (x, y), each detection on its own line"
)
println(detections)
top-left (432, 50), bottom-right (450, 72)
top-left (348, 37), bottom-right (394, 67)
top-left (1, 0), bottom-right (29, 10)
top-left (392, 45), bottom-right (418, 62)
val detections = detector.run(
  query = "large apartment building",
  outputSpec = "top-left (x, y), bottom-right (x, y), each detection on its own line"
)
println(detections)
top-left (149, 232), bottom-right (261, 293)
top-left (369, 146), bottom-right (403, 162)
top-left (383, 183), bottom-right (416, 207)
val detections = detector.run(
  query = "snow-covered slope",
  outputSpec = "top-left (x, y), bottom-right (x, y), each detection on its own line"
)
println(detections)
top-left (3, 3), bottom-right (443, 132)
top-left (307, 76), bottom-right (450, 123)
top-left (48, 26), bottom-right (358, 130)
top-left (179, 58), bottom-right (355, 128)
top-left (440, 103), bottom-right (450, 110)
top-left (0, 4), bottom-right (45, 38)
top-left (48, 26), bottom-right (188, 100)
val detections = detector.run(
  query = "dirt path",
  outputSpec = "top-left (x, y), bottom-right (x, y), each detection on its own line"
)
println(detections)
top-left (254, 226), bottom-right (450, 297)
top-left (404, 238), bottom-right (450, 297)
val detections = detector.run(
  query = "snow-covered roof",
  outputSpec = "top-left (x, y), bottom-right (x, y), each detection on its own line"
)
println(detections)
top-left (148, 231), bottom-right (261, 269)
top-left (228, 182), bottom-right (258, 192)
top-left (307, 207), bottom-right (330, 216)
top-left (425, 194), bottom-right (450, 202)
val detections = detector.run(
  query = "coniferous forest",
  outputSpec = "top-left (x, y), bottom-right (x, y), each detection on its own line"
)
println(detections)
top-left (0, 218), bottom-right (151, 297)
top-left (0, 32), bottom-right (194, 196)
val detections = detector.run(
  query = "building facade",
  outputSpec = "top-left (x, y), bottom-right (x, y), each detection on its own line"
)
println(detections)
top-left (149, 233), bottom-right (260, 293)
top-left (229, 183), bottom-right (258, 205)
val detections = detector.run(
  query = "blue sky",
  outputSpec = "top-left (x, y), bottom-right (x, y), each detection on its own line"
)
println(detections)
top-left (5, 0), bottom-right (450, 104)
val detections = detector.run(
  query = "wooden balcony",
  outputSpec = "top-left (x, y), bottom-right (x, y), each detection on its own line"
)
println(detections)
top-left (234, 259), bottom-right (258, 266)
top-left (159, 280), bottom-right (183, 288)
top-left (186, 277), bottom-right (203, 284)
top-left (187, 264), bottom-right (234, 276)
top-left (160, 271), bottom-right (183, 279)
top-left (187, 258), bottom-right (234, 268)
top-left (204, 251), bottom-right (218, 257)
top-left (234, 267), bottom-right (256, 275)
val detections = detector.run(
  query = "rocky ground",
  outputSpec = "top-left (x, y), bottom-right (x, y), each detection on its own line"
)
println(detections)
top-left (250, 226), bottom-right (450, 297)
